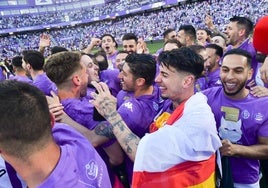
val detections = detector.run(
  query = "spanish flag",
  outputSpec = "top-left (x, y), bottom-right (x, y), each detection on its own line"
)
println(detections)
top-left (132, 93), bottom-right (222, 188)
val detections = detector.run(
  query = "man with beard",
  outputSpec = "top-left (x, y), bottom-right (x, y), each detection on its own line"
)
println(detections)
top-left (91, 48), bottom-right (222, 187)
top-left (177, 25), bottom-right (197, 47)
top-left (202, 48), bottom-right (268, 188)
top-left (122, 33), bottom-right (138, 54)
top-left (224, 16), bottom-right (258, 83)
top-left (44, 51), bottom-right (124, 168)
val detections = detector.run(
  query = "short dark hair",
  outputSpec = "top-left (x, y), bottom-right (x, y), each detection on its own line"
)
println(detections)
top-left (94, 51), bottom-right (108, 71)
top-left (0, 80), bottom-right (52, 159)
top-left (11, 55), bottom-right (23, 68)
top-left (125, 53), bottom-right (156, 86)
top-left (44, 51), bottom-right (82, 86)
top-left (206, 43), bottom-right (223, 57)
top-left (22, 50), bottom-right (45, 70)
top-left (163, 28), bottom-right (175, 38)
top-left (101, 34), bottom-right (118, 48)
top-left (179, 25), bottom-right (196, 41)
top-left (51, 46), bottom-right (68, 55)
top-left (223, 48), bottom-right (252, 67)
top-left (229, 16), bottom-right (254, 37)
top-left (122, 33), bottom-right (138, 43)
top-left (158, 47), bottom-right (204, 79)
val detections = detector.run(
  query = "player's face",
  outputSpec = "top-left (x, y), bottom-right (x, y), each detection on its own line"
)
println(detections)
top-left (166, 31), bottom-right (177, 41)
top-left (204, 48), bottom-right (219, 72)
top-left (81, 55), bottom-right (99, 83)
top-left (115, 53), bottom-right (128, 69)
top-left (177, 30), bottom-right (187, 46)
top-left (78, 61), bottom-right (90, 97)
top-left (118, 62), bottom-right (136, 91)
top-left (197, 29), bottom-right (208, 43)
top-left (101, 36), bottom-right (116, 55)
top-left (122, 40), bottom-right (137, 54)
top-left (225, 21), bottom-right (240, 46)
top-left (211, 36), bottom-right (226, 49)
top-left (155, 64), bottom-right (187, 101)
top-left (220, 54), bottom-right (252, 99)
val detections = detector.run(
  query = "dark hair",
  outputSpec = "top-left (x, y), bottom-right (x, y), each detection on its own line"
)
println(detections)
top-left (11, 56), bottom-right (23, 68)
top-left (223, 48), bottom-right (252, 67)
top-left (51, 46), bottom-right (68, 55)
top-left (44, 51), bottom-right (82, 86)
top-left (163, 28), bottom-right (175, 38)
top-left (229, 16), bottom-right (254, 37)
top-left (188, 44), bottom-right (206, 54)
top-left (163, 39), bottom-right (182, 49)
top-left (22, 50), bottom-right (45, 70)
top-left (158, 47), bottom-right (204, 79)
top-left (125, 53), bottom-right (156, 86)
top-left (94, 51), bottom-right (108, 71)
top-left (0, 80), bottom-right (52, 158)
top-left (101, 34), bottom-right (118, 48)
top-left (122, 33), bottom-right (138, 43)
top-left (206, 43), bottom-right (223, 57)
top-left (178, 25), bottom-right (196, 41)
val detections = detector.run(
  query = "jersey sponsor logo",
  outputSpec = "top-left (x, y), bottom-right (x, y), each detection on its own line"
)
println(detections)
top-left (241, 110), bottom-right (250, 119)
top-left (85, 160), bottom-right (99, 180)
top-left (255, 112), bottom-right (264, 121)
top-left (123, 101), bottom-right (133, 111)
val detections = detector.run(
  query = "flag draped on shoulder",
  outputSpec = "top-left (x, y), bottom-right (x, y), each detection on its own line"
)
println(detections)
top-left (132, 93), bottom-right (222, 188)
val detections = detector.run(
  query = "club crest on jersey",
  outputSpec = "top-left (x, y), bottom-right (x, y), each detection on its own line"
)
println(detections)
top-left (85, 160), bottom-right (98, 180)
top-left (123, 101), bottom-right (133, 111)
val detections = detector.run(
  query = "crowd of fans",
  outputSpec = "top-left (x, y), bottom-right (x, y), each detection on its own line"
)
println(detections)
top-left (0, 0), bottom-right (267, 60)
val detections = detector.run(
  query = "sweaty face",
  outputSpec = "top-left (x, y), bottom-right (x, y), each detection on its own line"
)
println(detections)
top-left (122, 39), bottom-right (137, 54)
top-left (220, 54), bottom-right (252, 99)
top-left (118, 62), bottom-right (136, 91)
top-left (81, 55), bottom-right (99, 83)
top-left (224, 22), bottom-right (240, 46)
top-left (101, 36), bottom-right (116, 55)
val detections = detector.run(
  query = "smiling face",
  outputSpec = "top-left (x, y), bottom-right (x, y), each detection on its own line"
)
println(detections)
top-left (155, 64), bottom-right (187, 102)
top-left (196, 29), bottom-right (208, 43)
top-left (224, 21), bottom-right (241, 47)
top-left (118, 62), bottom-right (136, 91)
top-left (220, 54), bottom-right (252, 99)
top-left (122, 39), bottom-right (137, 54)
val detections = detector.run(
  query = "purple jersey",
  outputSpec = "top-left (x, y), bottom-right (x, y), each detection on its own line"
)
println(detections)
top-left (38, 123), bottom-right (111, 188)
top-left (9, 75), bottom-right (33, 84)
top-left (33, 73), bottom-right (57, 96)
top-left (195, 77), bottom-right (208, 92)
top-left (117, 85), bottom-right (164, 182)
top-left (203, 87), bottom-right (268, 184)
top-left (206, 68), bottom-right (221, 88)
top-left (226, 39), bottom-right (258, 82)
top-left (116, 90), bottom-right (134, 107)
top-left (100, 69), bottom-right (121, 97)
top-left (61, 98), bottom-right (109, 130)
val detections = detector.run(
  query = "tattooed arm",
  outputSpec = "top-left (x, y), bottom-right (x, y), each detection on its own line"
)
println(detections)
top-left (91, 81), bottom-right (140, 161)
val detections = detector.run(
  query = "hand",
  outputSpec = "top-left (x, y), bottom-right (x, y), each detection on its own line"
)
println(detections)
top-left (137, 38), bottom-right (149, 54)
top-left (250, 85), bottom-right (268, 97)
top-left (260, 57), bottom-right (268, 84)
top-left (205, 14), bottom-right (215, 30)
top-left (39, 34), bottom-right (51, 48)
top-left (91, 81), bottom-right (117, 120)
top-left (46, 91), bottom-right (63, 122)
top-left (220, 139), bottom-right (239, 157)
top-left (90, 38), bottom-right (101, 47)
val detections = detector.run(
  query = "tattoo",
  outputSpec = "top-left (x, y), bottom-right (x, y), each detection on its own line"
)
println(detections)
top-left (125, 133), bottom-right (139, 154)
top-left (99, 97), bottom-right (117, 119)
top-left (94, 122), bottom-right (115, 139)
